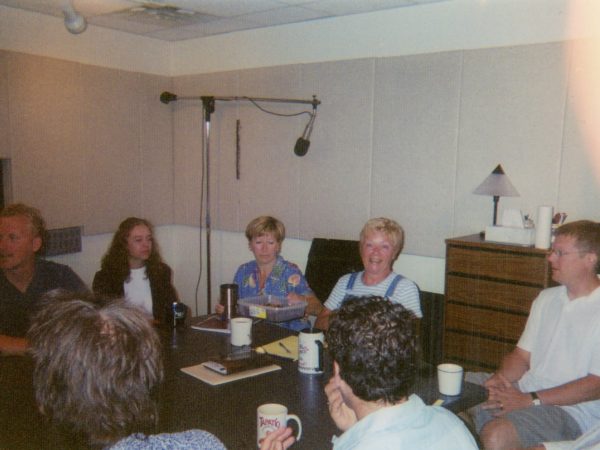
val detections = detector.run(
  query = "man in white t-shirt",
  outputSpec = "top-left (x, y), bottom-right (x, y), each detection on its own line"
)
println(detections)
top-left (472, 220), bottom-right (600, 450)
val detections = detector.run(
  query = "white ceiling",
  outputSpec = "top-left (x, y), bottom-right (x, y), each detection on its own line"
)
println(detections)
top-left (0, 0), bottom-right (450, 41)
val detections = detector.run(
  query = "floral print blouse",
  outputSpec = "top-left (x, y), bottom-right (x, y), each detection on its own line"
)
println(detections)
top-left (233, 255), bottom-right (313, 299)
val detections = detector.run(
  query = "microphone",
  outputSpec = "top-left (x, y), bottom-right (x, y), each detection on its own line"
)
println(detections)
top-left (160, 91), bottom-right (178, 104)
top-left (294, 111), bottom-right (316, 157)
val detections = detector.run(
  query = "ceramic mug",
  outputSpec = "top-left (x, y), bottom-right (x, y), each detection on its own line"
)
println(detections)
top-left (298, 329), bottom-right (324, 374)
top-left (256, 403), bottom-right (302, 448)
top-left (230, 317), bottom-right (252, 346)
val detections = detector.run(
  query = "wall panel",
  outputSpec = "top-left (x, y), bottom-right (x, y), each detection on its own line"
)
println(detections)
top-left (172, 70), bottom-right (240, 227)
top-left (80, 65), bottom-right (142, 233)
top-left (560, 39), bottom-right (600, 221)
top-left (0, 51), bottom-right (9, 159)
top-left (236, 65), bottom-right (305, 238)
top-left (298, 59), bottom-right (375, 241)
top-left (139, 73), bottom-right (175, 226)
top-left (7, 52), bottom-right (85, 228)
top-left (454, 43), bottom-right (569, 235)
top-left (372, 52), bottom-right (462, 257)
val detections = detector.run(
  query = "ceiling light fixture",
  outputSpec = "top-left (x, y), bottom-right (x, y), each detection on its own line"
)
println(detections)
top-left (62, 1), bottom-right (87, 35)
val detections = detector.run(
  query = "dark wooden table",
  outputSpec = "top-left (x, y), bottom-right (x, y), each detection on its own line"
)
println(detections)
top-left (0, 320), bottom-right (486, 450)
top-left (158, 319), bottom-right (485, 450)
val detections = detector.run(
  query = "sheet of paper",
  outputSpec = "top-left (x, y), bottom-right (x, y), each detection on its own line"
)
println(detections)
top-left (255, 335), bottom-right (299, 361)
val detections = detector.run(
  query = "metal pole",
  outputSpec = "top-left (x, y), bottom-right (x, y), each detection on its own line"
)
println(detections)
top-left (202, 97), bottom-right (215, 314)
top-left (161, 92), bottom-right (319, 314)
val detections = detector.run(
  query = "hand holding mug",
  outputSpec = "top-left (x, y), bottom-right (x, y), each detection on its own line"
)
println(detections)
top-left (257, 403), bottom-right (301, 448)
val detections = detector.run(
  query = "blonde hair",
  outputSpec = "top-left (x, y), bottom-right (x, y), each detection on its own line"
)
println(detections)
top-left (245, 216), bottom-right (285, 243)
top-left (359, 217), bottom-right (404, 259)
top-left (0, 203), bottom-right (47, 253)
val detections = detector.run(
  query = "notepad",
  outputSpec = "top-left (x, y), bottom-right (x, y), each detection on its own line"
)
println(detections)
top-left (255, 335), bottom-right (299, 361)
top-left (181, 362), bottom-right (281, 386)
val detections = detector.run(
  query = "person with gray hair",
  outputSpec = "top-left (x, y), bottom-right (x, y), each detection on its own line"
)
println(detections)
top-left (0, 203), bottom-right (87, 355)
top-left (315, 217), bottom-right (422, 330)
top-left (28, 292), bottom-right (226, 450)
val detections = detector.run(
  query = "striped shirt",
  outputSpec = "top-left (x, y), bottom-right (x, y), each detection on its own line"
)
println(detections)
top-left (324, 271), bottom-right (422, 318)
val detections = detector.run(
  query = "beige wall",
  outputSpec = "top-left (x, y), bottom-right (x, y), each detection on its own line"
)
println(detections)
top-left (3, 40), bottom-right (599, 257)
top-left (2, 1), bottom-right (600, 308)
top-left (171, 41), bottom-right (599, 258)
top-left (0, 50), bottom-right (173, 233)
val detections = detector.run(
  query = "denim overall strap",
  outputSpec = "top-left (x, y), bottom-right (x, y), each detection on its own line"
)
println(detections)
top-left (341, 272), bottom-right (360, 303)
top-left (384, 274), bottom-right (403, 298)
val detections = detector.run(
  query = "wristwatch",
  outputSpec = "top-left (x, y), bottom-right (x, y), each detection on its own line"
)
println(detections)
top-left (531, 391), bottom-right (542, 406)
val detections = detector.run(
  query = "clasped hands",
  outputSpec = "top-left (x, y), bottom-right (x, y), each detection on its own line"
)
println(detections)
top-left (482, 372), bottom-right (534, 416)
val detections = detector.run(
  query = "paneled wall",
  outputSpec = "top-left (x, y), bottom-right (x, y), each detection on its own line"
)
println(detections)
top-left (1, 40), bottom-right (599, 313)
top-left (0, 50), bottom-right (174, 233)
top-left (171, 40), bottom-right (598, 259)
top-left (3, 40), bottom-right (600, 261)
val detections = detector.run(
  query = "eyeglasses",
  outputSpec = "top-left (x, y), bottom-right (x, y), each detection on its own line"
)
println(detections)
top-left (548, 248), bottom-right (585, 258)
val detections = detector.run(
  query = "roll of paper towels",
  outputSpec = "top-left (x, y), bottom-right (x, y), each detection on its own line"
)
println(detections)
top-left (535, 206), bottom-right (554, 249)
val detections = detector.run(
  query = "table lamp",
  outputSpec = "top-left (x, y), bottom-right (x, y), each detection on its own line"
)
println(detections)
top-left (473, 164), bottom-right (519, 226)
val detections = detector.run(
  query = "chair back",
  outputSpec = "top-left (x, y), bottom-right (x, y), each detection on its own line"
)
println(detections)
top-left (304, 238), bottom-right (363, 302)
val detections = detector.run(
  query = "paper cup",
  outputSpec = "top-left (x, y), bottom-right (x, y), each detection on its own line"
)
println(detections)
top-left (437, 363), bottom-right (463, 396)
top-left (257, 403), bottom-right (302, 448)
top-left (230, 317), bottom-right (252, 346)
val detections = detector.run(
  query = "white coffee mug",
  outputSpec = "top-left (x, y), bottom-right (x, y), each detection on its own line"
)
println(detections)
top-left (230, 317), bottom-right (252, 346)
top-left (256, 403), bottom-right (302, 448)
top-left (437, 363), bottom-right (464, 396)
top-left (298, 329), bottom-right (324, 374)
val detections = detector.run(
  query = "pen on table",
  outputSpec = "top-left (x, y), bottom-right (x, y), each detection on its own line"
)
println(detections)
top-left (278, 342), bottom-right (292, 354)
top-left (255, 347), bottom-right (294, 362)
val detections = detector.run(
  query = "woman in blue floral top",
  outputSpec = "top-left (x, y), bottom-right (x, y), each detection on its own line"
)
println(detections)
top-left (217, 216), bottom-right (322, 318)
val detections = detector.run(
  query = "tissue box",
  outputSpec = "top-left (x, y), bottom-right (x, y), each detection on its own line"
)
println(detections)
top-left (484, 226), bottom-right (535, 246)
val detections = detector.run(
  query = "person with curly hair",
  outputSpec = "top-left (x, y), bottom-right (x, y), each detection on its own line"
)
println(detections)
top-left (325, 297), bottom-right (477, 450)
top-left (93, 217), bottom-right (178, 325)
top-left (0, 203), bottom-right (87, 355)
top-left (324, 296), bottom-right (477, 449)
top-left (28, 292), bottom-right (226, 450)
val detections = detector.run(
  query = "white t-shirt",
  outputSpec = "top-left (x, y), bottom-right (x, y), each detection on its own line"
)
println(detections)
top-left (123, 267), bottom-right (153, 316)
top-left (517, 285), bottom-right (600, 433)
top-left (324, 271), bottom-right (422, 318)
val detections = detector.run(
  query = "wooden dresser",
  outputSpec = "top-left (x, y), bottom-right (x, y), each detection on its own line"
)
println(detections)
top-left (443, 234), bottom-right (554, 371)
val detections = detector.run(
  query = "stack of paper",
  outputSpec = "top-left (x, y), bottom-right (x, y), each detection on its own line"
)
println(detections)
top-left (255, 335), bottom-right (299, 361)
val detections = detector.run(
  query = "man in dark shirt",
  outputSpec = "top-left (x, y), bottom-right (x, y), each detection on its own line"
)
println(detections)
top-left (0, 203), bottom-right (87, 354)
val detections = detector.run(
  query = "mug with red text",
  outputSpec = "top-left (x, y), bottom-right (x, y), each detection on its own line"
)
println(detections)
top-left (256, 403), bottom-right (302, 447)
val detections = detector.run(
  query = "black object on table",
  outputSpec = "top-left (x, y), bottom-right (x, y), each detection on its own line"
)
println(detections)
top-left (0, 320), bottom-right (486, 450)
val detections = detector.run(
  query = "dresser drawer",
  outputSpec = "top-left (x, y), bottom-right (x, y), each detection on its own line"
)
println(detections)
top-left (447, 246), bottom-right (549, 285)
top-left (445, 302), bottom-right (527, 342)
top-left (443, 331), bottom-right (515, 370)
top-left (446, 275), bottom-right (539, 314)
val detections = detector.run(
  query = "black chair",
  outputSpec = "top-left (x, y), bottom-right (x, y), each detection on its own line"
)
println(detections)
top-left (304, 238), bottom-right (363, 303)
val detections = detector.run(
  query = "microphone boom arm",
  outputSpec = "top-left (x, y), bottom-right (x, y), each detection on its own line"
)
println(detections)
top-left (160, 92), bottom-right (320, 108)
